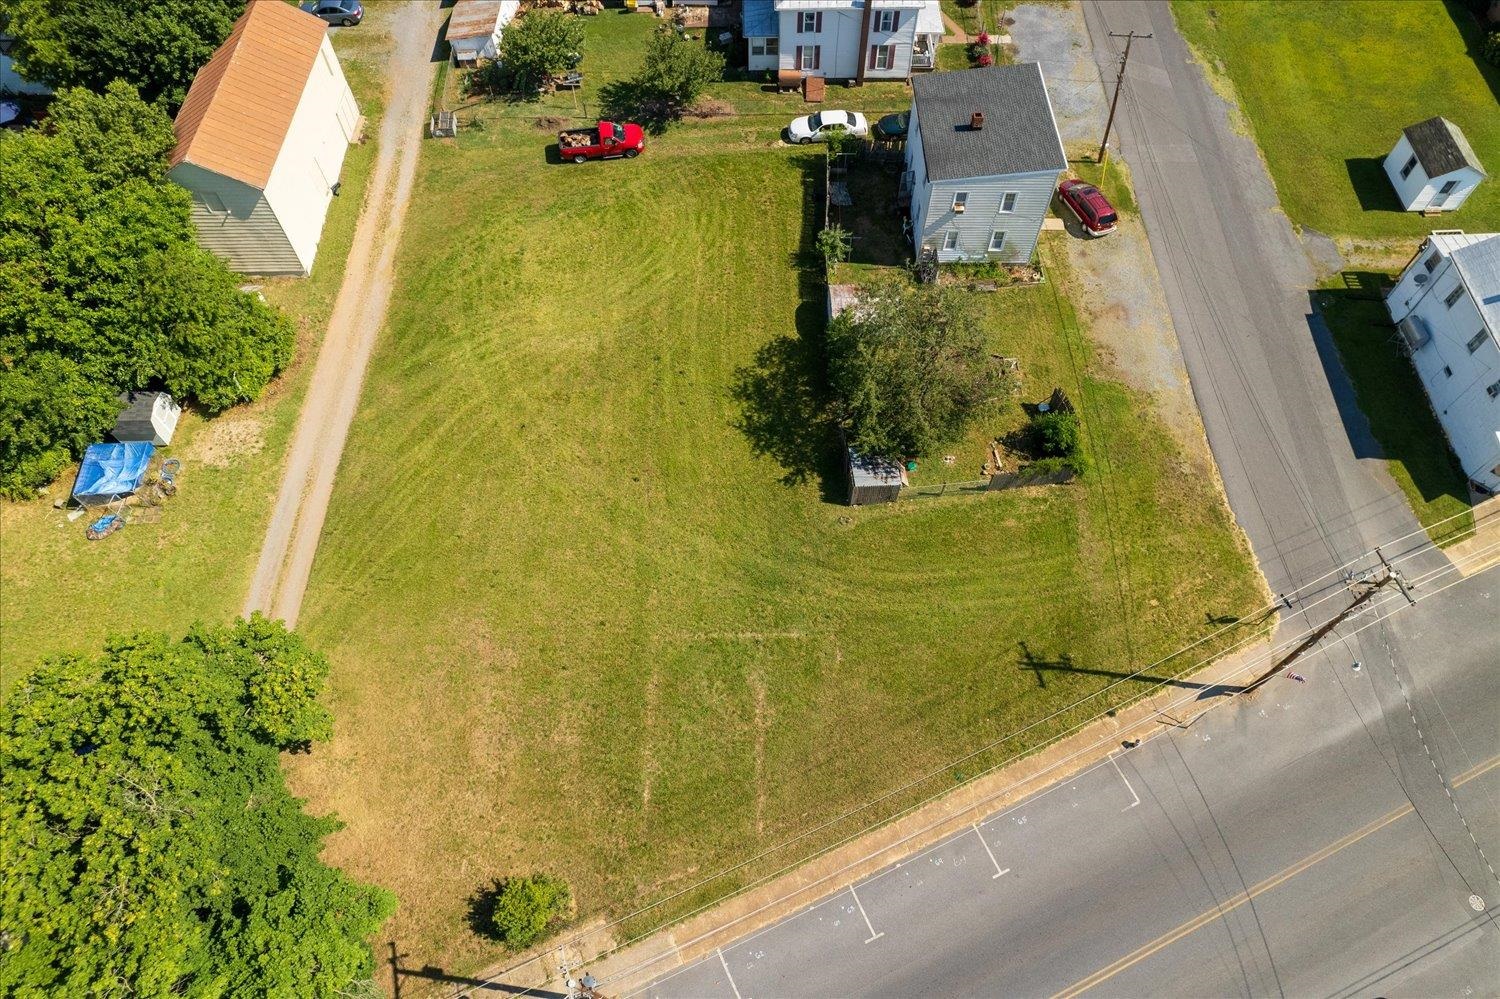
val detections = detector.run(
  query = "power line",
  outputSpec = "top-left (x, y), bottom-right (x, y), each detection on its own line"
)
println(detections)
top-left (459, 532), bottom-right (1497, 997)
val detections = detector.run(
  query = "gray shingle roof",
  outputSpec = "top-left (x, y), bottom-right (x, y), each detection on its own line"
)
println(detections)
top-left (912, 64), bottom-right (1066, 182)
top-left (1403, 116), bottom-right (1487, 179)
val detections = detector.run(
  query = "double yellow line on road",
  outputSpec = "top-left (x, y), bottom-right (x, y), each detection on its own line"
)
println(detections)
top-left (1055, 754), bottom-right (1500, 998)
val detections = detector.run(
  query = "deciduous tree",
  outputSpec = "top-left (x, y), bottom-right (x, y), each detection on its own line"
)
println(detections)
top-left (826, 282), bottom-right (1002, 457)
top-left (0, 616), bottom-right (394, 996)
top-left (0, 0), bottom-right (244, 109)
top-left (499, 10), bottom-right (585, 93)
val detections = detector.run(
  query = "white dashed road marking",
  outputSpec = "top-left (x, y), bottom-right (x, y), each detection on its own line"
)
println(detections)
top-left (1109, 751), bottom-right (1141, 811)
top-left (849, 885), bottom-right (883, 943)
top-left (717, 948), bottom-right (743, 999)
top-left (973, 823), bottom-right (1011, 878)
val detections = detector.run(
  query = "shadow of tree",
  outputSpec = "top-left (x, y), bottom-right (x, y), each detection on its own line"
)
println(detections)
top-left (731, 334), bottom-right (836, 489)
top-left (598, 79), bottom-right (675, 135)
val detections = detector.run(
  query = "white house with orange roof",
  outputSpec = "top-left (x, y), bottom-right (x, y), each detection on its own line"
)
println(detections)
top-left (169, 0), bottom-right (360, 276)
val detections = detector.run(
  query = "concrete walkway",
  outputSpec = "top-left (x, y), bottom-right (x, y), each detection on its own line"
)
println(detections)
top-left (243, 2), bottom-right (446, 626)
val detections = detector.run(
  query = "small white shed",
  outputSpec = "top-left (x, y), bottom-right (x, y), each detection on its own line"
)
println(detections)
top-left (448, 0), bottom-right (521, 65)
top-left (169, 0), bottom-right (360, 277)
top-left (111, 392), bottom-right (182, 447)
top-left (1383, 117), bottom-right (1486, 213)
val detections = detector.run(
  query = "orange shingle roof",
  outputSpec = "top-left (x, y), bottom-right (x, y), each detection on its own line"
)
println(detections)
top-left (169, 0), bottom-right (329, 190)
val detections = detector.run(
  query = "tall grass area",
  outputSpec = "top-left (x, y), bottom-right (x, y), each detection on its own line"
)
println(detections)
top-left (0, 20), bottom-right (393, 684)
top-left (1172, 0), bottom-right (1499, 241)
top-left (1317, 282), bottom-right (1474, 546)
top-left (288, 17), bottom-right (1263, 974)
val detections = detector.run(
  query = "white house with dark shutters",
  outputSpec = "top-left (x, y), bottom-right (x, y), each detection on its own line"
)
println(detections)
top-left (903, 64), bottom-right (1066, 265)
top-left (1383, 117), bottom-right (1486, 213)
top-left (742, 0), bottom-right (943, 79)
top-left (1385, 231), bottom-right (1500, 493)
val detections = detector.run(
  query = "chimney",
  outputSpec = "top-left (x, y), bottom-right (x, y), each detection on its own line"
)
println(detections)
top-left (970, 111), bottom-right (985, 130)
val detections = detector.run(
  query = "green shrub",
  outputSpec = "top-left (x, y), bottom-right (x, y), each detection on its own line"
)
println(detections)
top-left (1484, 30), bottom-right (1500, 68)
top-left (1033, 410), bottom-right (1080, 458)
top-left (485, 875), bottom-right (572, 949)
top-left (818, 225), bottom-right (852, 265)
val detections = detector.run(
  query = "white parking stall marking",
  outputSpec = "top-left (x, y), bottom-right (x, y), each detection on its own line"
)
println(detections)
top-left (973, 822), bottom-right (1010, 878)
top-left (1109, 751), bottom-right (1141, 811)
top-left (849, 885), bottom-right (884, 943)
top-left (717, 948), bottom-right (743, 999)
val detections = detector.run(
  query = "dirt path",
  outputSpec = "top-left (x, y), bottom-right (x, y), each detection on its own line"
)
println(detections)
top-left (243, 2), bottom-right (444, 627)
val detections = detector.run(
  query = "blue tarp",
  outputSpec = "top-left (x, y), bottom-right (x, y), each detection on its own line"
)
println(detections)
top-left (72, 442), bottom-right (155, 502)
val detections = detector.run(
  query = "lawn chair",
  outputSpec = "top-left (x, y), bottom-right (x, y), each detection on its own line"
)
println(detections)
top-left (554, 71), bottom-right (584, 91)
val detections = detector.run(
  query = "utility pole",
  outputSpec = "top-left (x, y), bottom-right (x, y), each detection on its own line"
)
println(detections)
top-left (1097, 30), bottom-right (1152, 165)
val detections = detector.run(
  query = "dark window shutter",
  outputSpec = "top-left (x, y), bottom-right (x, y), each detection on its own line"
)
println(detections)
top-left (814, 45), bottom-right (821, 70)
top-left (796, 44), bottom-right (803, 68)
top-left (892, 12), bottom-right (901, 31)
top-left (815, 11), bottom-right (823, 32)
top-left (869, 45), bottom-right (877, 69)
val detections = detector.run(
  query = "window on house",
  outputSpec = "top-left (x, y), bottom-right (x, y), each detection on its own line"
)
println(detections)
top-left (1444, 285), bottom-right (1464, 309)
top-left (1488, 380), bottom-right (1500, 400)
top-left (198, 191), bottom-right (228, 215)
top-left (1438, 179), bottom-right (1459, 195)
top-left (1399, 154), bottom-right (1419, 180)
top-left (798, 44), bottom-right (820, 70)
top-left (1468, 330), bottom-right (1488, 353)
top-left (989, 230), bottom-right (1005, 252)
top-left (869, 44), bottom-right (894, 70)
top-left (875, 9), bottom-right (897, 32)
top-left (799, 11), bottom-right (819, 32)
top-left (765, 37), bottom-right (778, 55)
top-left (1443, 366), bottom-right (1453, 378)
top-left (751, 39), bottom-right (765, 56)
top-left (951, 192), bottom-right (968, 212)
top-left (999, 191), bottom-right (1018, 213)
top-left (943, 229), bottom-right (960, 251)
top-left (1423, 251), bottom-right (1441, 273)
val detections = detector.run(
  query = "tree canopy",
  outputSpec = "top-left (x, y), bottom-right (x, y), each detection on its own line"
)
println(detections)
top-left (0, 82), bottom-right (294, 498)
top-left (0, 615), bottom-right (394, 997)
top-left (635, 24), bottom-right (725, 112)
top-left (826, 282), bottom-right (1003, 458)
top-left (499, 9), bottom-right (585, 93)
top-left (0, 0), bottom-right (243, 109)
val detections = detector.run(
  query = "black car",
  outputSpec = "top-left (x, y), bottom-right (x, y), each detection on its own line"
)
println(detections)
top-left (301, 0), bottom-right (363, 26)
top-left (874, 111), bottom-right (909, 141)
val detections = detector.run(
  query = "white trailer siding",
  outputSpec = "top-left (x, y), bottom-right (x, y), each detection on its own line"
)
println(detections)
top-left (171, 162), bottom-right (303, 275)
top-left (905, 99), bottom-right (931, 241)
top-left (775, 2), bottom-right (928, 81)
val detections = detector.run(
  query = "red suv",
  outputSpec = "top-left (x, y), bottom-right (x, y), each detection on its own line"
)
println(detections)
top-left (1057, 179), bottom-right (1118, 236)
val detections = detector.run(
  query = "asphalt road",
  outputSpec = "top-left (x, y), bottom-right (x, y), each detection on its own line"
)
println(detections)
top-left (638, 3), bottom-right (1499, 995)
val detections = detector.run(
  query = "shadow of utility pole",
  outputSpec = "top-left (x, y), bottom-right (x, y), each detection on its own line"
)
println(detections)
top-left (389, 942), bottom-right (567, 999)
top-left (1016, 644), bottom-right (1243, 700)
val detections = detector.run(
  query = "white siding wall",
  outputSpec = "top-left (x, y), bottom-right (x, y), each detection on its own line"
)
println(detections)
top-left (170, 162), bottom-right (304, 275)
top-left (904, 100), bottom-right (931, 248)
top-left (1387, 245), bottom-right (1500, 491)
top-left (1383, 134), bottom-right (1484, 212)
top-left (747, 36), bottom-right (779, 72)
top-left (262, 36), bottom-right (359, 275)
top-left (917, 169), bottom-right (1059, 264)
top-left (776, 5), bottom-right (920, 80)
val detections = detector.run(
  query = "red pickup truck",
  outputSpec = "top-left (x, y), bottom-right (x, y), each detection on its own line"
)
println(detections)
top-left (557, 120), bottom-right (644, 163)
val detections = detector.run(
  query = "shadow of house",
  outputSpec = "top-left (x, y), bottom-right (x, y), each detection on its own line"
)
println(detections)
top-left (1306, 292), bottom-right (1384, 462)
top-left (1344, 156), bottom-right (1409, 214)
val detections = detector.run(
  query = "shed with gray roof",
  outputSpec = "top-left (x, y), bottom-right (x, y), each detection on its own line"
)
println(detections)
top-left (903, 63), bottom-right (1066, 264)
top-left (1383, 116), bottom-right (1486, 214)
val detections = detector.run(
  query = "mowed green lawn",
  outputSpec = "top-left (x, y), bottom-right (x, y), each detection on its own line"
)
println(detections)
top-left (288, 15), bottom-right (1264, 974)
top-left (1172, 0), bottom-right (1500, 241)
top-left (0, 20), bottom-right (394, 685)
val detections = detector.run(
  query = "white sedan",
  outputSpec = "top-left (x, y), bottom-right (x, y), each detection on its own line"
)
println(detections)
top-left (787, 110), bottom-right (870, 144)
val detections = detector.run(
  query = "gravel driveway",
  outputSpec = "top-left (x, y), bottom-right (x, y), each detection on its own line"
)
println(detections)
top-left (1011, 2), bottom-right (1214, 470)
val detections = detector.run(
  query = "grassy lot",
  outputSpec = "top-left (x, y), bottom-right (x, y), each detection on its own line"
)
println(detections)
top-left (289, 12), bottom-right (1265, 976)
top-left (1317, 278), bottom-right (1474, 546)
top-left (1172, 0), bottom-right (1500, 242)
top-left (0, 20), bottom-right (394, 685)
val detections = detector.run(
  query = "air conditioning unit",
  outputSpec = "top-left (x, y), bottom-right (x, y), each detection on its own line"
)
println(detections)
top-left (953, 203), bottom-right (965, 214)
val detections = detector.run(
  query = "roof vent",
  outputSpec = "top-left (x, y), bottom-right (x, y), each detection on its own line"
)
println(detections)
top-left (970, 112), bottom-right (985, 130)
